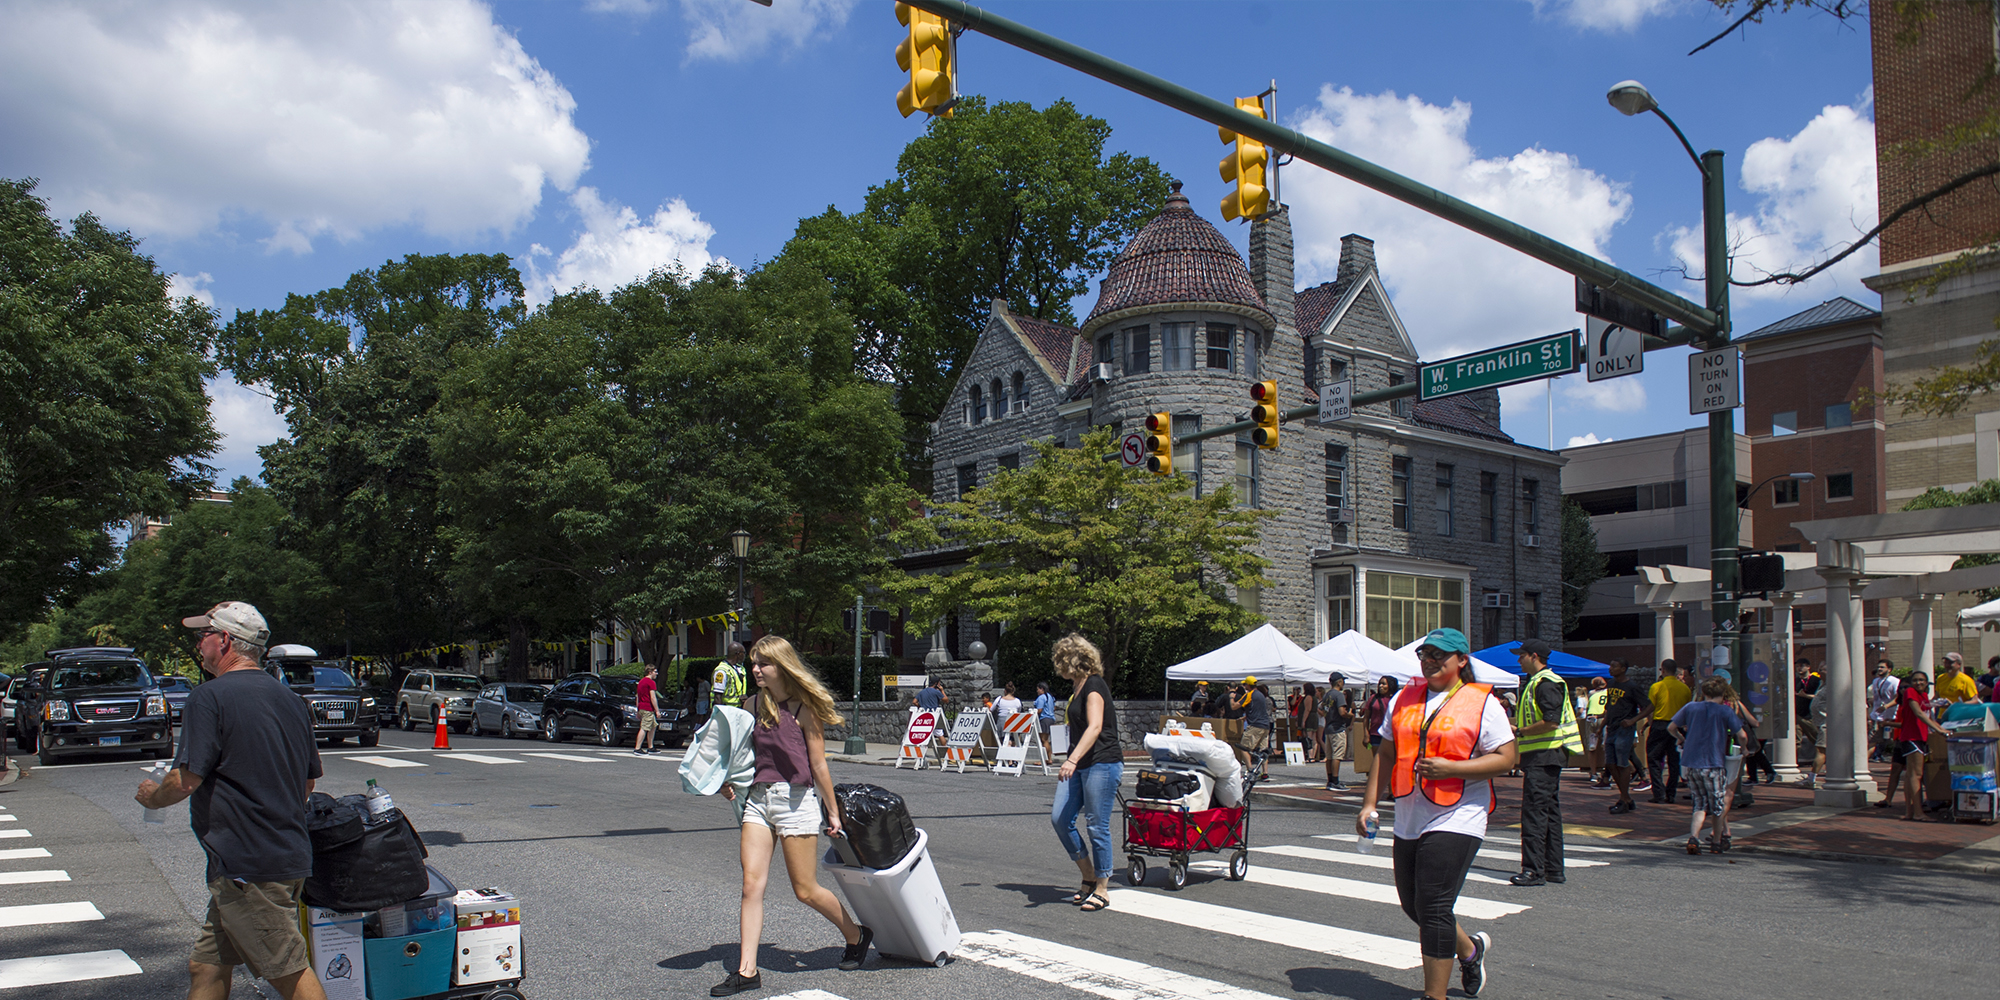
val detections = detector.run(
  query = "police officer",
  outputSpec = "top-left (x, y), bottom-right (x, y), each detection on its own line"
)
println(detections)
top-left (712, 642), bottom-right (749, 709)
top-left (1511, 638), bottom-right (1581, 886)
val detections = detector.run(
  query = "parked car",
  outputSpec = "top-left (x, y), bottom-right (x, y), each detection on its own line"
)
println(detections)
top-left (396, 670), bottom-right (483, 733)
top-left (542, 674), bottom-right (644, 747)
top-left (1, 674), bottom-right (13, 738)
top-left (264, 650), bottom-right (380, 747)
top-left (472, 683), bottom-right (549, 739)
top-left (155, 675), bottom-right (195, 724)
top-left (32, 647), bottom-right (173, 765)
top-left (10, 663), bottom-right (49, 753)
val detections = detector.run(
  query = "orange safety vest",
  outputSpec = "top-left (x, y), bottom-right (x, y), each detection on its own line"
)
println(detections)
top-left (1390, 678), bottom-right (1497, 810)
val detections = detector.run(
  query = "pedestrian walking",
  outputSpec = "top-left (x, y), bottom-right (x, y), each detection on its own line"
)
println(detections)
top-left (1600, 659), bottom-right (1651, 813)
top-left (1580, 677), bottom-right (1609, 782)
top-left (1240, 679), bottom-right (1275, 778)
top-left (1510, 639), bottom-right (1580, 886)
top-left (1937, 652), bottom-right (1980, 704)
top-left (1322, 673), bottom-right (1352, 791)
top-left (712, 642), bottom-right (750, 709)
top-left (1867, 661), bottom-right (1901, 763)
top-left (1365, 676), bottom-right (1396, 753)
top-left (1875, 672), bottom-right (1948, 821)
top-left (134, 602), bottom-right (327, 1000)
top-left (1646, 659), bottom-right (1691, 804)
top-left (1033, 681), bottom-right (1057, 743)
top-left (1050, 633), bottom-right (1122, 913)
top-left (1297, 682), bottom-right (1321, 762)
top-left (634, 663), bottom-right (662, 755)
top-left (712, 636), bottom-right (870, 997)
top-left (1669, 677), bottom-right (1753, 854)
top-left (1357, 628), bottom-right (1515, 1000)
top-left (996, 683), bottom-right (1023, 746)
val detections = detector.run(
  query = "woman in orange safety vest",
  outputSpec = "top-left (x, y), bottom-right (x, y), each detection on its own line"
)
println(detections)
top-left (1357, 627), bottom-right (1518, 1000)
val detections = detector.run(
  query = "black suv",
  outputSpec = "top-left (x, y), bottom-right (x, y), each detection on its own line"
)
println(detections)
top-left (264, 654), bottom-right (381, 747)
top-left (542, 674), bottom-right (695, 748)
top-left (11, 663), bottom-right (49, 754)
top-left (33, 647), bottom-right (173, 765)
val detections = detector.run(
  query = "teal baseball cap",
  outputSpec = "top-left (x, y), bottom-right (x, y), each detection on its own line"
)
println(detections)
top-left (1416, 628), bottom-right (1470, 655)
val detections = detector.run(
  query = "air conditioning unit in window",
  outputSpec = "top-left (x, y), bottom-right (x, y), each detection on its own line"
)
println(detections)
top-left (1334, 508), bottom-right (1355, 523)
top-left (1521, 534), bottom-right (1541, 548)
top-left (1092, 362), bottom-right (1115, 382)
top-left (1010, 399), bottom-right (1027, 415)
top-left (1483, 593), bottom-right (1511, 608)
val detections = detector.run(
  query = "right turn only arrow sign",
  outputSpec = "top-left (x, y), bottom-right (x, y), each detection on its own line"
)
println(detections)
top-left (1584, 315), bottom-right (1644, 382)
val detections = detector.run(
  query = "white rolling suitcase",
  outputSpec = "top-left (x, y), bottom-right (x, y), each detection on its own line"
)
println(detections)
top-left (823, 827), bottom-right (959, 967)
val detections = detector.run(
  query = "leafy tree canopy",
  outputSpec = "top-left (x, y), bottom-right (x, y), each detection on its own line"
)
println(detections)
top-left (1559, 497), bottom-right (1607, 639)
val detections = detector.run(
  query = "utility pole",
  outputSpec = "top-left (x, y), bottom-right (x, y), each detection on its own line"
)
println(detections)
top-left (1703, 148), bottom-right (1740, 687)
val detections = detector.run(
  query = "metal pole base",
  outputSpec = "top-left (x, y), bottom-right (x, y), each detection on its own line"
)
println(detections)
top-left (842, 736), bottom-right (867, 756)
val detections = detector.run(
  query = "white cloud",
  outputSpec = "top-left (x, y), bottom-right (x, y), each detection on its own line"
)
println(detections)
top-left (1562, 376), bottom-right (1650, 413)
top-left (1534, 0), bottom-right (1683, 32)
top-left (590, 0), bottom-right (856, 62)
top-left (166, 272), bottom-right (216, 309)
top-left (1566, 432), bottom-right (1614, 448)
top-left (0, 0), bottom-right (591, 251)
top-left (1286, 86), bottom-right (1632, 368)
top-left (1666, 97), bottom-right (1877, 305)
top-left (205, 377), bottom-right (286, 484)
top-left (522, 187), bottom-right (721, 305)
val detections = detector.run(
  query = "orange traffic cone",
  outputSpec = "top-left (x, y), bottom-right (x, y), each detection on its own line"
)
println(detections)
top-left (432, 713), bottom-right (451, 749)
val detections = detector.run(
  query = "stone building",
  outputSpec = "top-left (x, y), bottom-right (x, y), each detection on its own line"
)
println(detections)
top-left (909, 183), bottom-right (1564, 661)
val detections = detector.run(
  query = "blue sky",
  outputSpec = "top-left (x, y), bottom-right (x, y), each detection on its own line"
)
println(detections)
top-left (0, 0), bottom-right (1877, 483)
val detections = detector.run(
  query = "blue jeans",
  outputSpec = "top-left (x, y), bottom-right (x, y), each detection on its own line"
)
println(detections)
top-left (1052, 761), bottom-right (1124, 879)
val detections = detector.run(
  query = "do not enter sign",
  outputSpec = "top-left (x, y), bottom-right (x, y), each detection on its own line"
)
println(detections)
top-left (905, 710), bottom-right (939, 746)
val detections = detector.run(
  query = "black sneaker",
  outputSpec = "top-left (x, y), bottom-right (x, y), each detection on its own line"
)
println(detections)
top-left (1508, 870), bottom-right (1545, 887)
top-left (1545, 873), bottom-right (1566, 884)
top-left (1330, 778), bottom-right (1349, 790)
top-left (1460, 931), bottom-right (1489, 997)
top-left (839, 925), bottom-right (873, 971)
top-left (711, 971), bottom-right (762, 997)
top-left (1608, 800), bottom-right (1635, 815)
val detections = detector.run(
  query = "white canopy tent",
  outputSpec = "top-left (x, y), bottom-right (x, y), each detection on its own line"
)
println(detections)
top-left (1304, 630), bottom-right (1414, 685)
top-left (1164, 623), bottom-right (1330, 684)
top-left (1959, 596), bottom-right (2000, 630)
top-left (1388, 637), bottom-right (1520, 689)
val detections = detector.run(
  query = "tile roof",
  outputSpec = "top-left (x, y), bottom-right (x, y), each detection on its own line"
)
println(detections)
top-left (1010, 312), bottom-right (1085, 382)
top-left (1411, 396), bottom-right (1514, 444)
top-left (1293, 279), bottom-right (1349, 338)
top-left (1739, 296), bottom-right (1879, 341)
top-left (1084, 184), bottom-right (1268, 332)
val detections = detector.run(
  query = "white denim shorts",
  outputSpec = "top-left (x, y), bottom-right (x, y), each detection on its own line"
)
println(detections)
top-left (739, 781), bottom-right (824, 837)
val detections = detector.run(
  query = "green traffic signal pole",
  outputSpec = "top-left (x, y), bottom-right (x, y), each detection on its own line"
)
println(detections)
top-left (1700, 149), bottom-right (1740, 689)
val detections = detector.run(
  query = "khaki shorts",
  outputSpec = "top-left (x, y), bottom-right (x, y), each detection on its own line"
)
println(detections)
top-left (1239, 726), bottom-right (1272, 753)
top-left (192, 878), bottom-right (310, 979)
top-left (638, 711), bottom-right (658, 734)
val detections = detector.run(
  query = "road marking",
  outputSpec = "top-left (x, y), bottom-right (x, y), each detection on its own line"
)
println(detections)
top-left (0, 949), bottom-right (142, 989)
top-left (767, 991), bottom-right (849, 1000)
top-left (0, 848), bottom-right (52, 860)
top-left (1313, 832), bottom-right (1622, 856)
top-left (958, 929), bottom-right (1293, 1000)
top-left (1106, 890), bottom-right (1419, 969)
top-left (0, 871), bottom-right (70, 885)
top-left (0, 902), bottom-right (104, 929)
top-left (0, 815), bottom-right (17, 821)
top-left (0, 830), bottom-right (29, 839)
top-left (1184, 860), bottom-right (1527, 920)
top-left (522, 753), bottom-right (606, 764)
top-left (346, 756), bottom-right (428, 769)
top-left (434, 753), bottom-right (523, 765)
top-left (1251, 845), bottom-right (1510, 884)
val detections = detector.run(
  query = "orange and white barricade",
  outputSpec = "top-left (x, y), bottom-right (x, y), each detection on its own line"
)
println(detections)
top-left (896, 708), bottom-right (943, 770)
top-left (992, 711), bottom-right (1051, 776)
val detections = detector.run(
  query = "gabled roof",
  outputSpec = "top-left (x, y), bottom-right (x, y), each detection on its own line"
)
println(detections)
top-left (1739, 296), bottom-right (1879, 341)
top-left (1082, 183), bottom-right (1269, 337)
top-left (1008, 311), bottom-right (1087, 385)
top-left (1295, 270), bottom-right (1417, 359)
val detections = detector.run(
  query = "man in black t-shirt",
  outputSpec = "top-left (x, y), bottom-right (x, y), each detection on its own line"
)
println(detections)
top-left (1599, 659), bottom-right (1652, 815)
top-left (137, 601), bottom-right (325, 1000)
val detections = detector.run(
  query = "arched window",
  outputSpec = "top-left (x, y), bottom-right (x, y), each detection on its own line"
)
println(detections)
top-left (971, 384), bottom-right (986, 423)
top-left (1012, 371), bottom-right (1027, 411)
top-left (991, 378), bottom-right (1006, 417)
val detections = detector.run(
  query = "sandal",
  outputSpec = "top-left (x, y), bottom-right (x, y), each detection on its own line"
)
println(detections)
top-left (1685, 838), bottom-right (1702, 855)
top-left (1078, 892), bottom-right (1110, 912)
top-left (1066, 882), bottom-right (1093, 905)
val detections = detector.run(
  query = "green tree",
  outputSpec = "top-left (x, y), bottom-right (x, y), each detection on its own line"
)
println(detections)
top-left (0, 179), bottom-right (220, 635)
top-left (883, 427), bottom-right (1270, 685)
top-left (778, 98), bottom-right (1170, 476)
top-left (1559, 497), bottom-right (1607, 639)
top-left (1901, 479), bottom-right (2000, 596)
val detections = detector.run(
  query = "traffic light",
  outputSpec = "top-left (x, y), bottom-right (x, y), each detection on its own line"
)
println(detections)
top-left (1218, 96), bottom-right (1270, 222)
top-left (895, 3), bottom-right (955, 119)
top-left (1250, 380), bottom-right (1280, 449)
top-left (1144, 412), bottom-right (1173, 476)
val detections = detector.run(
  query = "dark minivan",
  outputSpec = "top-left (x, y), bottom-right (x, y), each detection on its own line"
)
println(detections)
top-left (32, 647), bottom-right (173, 765)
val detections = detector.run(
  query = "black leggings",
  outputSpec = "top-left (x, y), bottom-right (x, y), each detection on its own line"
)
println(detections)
top-left (1392, 830), bottom-right (1480, 959)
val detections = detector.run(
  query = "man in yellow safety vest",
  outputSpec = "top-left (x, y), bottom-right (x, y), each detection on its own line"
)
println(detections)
top-left (1511, 638), bottom-right (1581, 886)
top-left (711, 642), bottom-right (748, 709)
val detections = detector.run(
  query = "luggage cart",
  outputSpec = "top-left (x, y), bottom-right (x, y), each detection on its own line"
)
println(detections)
top-left (1119, 747), bottom-right (1272, 891)
top-left (1946, 736), bottom-right (1998, 825)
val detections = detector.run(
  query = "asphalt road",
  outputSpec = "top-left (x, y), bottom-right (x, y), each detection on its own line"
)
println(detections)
top-left (7, 727), bottom-right (1995, 1000)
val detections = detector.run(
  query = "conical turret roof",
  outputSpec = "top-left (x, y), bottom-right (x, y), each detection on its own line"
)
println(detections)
top-left (1083, 182), bottom-right (1270, 336)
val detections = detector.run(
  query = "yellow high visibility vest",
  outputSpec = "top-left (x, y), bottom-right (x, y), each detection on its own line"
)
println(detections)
top-left (1516, 668), bottom-right (1583, 755)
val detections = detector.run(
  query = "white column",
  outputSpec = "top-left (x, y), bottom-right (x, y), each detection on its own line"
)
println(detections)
top-left (1770, 594), bottom-right (1803, 781)
top-left (1844, 585), bottom-right (1875, 794)
top-left (1910, 595), bottom-right (1937, 681)
top-left (1817, 568), bottom-right (1872, 807)
top-left (1653, 606), bottom-right (1676, 669)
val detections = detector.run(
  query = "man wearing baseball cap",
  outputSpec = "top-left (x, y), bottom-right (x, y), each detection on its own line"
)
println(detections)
top-left (136, 602), bottom-right (326, 1000)
top-left (1510, 639), bottom-right (1580, 886)
top-left (1937, 651), bottom-right (1980, 704)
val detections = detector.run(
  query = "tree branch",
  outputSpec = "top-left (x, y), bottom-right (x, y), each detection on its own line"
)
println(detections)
top-left (1689, 1), bottom-right (1771, 55)
top-left (1732, 160), bottom-right (2000, 287)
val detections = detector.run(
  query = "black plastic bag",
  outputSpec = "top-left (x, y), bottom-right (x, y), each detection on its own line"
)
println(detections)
top-left (304, 797), bottom-right (430, 912)
top-left (1137, 769), bottom-right (1200, 800)
top-left (833, 783), bottom-right (917, 870)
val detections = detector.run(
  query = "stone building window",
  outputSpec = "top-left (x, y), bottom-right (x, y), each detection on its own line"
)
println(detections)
top-left (956, 464), bottom-right (978, 500)
top-left (1392, 457), bottom-right (1411, 529)
top-left (1389, 369), bottom-right (1412, 417)
top-left (1013, 371), bottom-right (1027, 411)
top-left (1522, 592), bottom-right (1541, 639)
top-left (1235, 434), bottom-right (1259, 507)
top-left (997, 452), bottom-right (1019, 471)
top-left (971, 384), bottom-right (986, 423)
top-left (1174, 414), bottom-right (1203, 494)
top-left (1522, 478), bottom-right (1540, 534)
top-left (1160, 322), bottom-right (1195, 371)
top-left (1481, 472), bottom-right (1498, 542)
top-left (1435, 463), bottom-right (1454, 537)
top-left (1365, 573), bottom-right (1463, 649)
top-left (1125, 326), bottom-right (1151, 374)
top-left (1325, 445), bottom-right (1348, 522)
top-left (991, 378), bottom-right (1005, 417)
top-left (1096, 333), bottom-right (1116, 373)
top-left (1326, 572), bottom-right (1353, 637)
top-left (1205, 322), bottom-right (1234, 371)
top-left (1827, 472), bottom-right (1854, 500)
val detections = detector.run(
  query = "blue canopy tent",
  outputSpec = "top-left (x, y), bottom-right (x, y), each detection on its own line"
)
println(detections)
top-left (1472, 642), bottom-right (1611, 680)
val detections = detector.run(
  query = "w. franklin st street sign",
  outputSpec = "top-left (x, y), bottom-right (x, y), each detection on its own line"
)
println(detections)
top-left (1419, 331), bottom-right (1577, 401)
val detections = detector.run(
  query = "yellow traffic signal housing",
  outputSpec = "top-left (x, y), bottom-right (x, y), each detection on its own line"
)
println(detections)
top-left (1250, 380), bottom-right (1280, 449)
top-left (1218, 96), bottom-right (1270, 221)
top-left (1144, 412), bottom-right (1173, 475)
top-left (896, 3), bottom-right (956, 119)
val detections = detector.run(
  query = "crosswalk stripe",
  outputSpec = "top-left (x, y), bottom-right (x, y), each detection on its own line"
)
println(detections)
top-left (1185, 860), bottom-right (1528, 920)
top-left (0, 830), bottom-right (29, 839)
top-left (522, 753), bottom-right (605, 763)
top-left (766, 991), bottom-right (848, 1000)
top-left (1107, 888), bottom-right (1419, 969)
top-left (0, 949), bottom-right (142, 989)
top-left (0, 871), bottom-right (70, 886)
top-left (346, 756), bottom-right (428, 769)
top-left (0, 902), bottom-right (104, 929)
top-left (0, 815), bottom-right (18, 821)
top-left (434, 753), bottom-right (522, 765)
top-left (1310, 833), bottom-right (1613, 863)
top-left (1252, 844), bottom-right (1510, 884)
top-left (0, 848), bottom-right (52, 860)
top-left (958, 929), bottom-right (1293, 1000)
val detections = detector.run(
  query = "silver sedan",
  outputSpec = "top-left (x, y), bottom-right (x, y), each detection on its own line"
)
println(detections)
top-left (472, 683), bottom-right (550, 739)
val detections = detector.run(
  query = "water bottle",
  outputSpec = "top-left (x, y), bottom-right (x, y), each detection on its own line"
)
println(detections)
top-left (364, 778), bottom-right (397, 821)
top-left (1357, 810), bottom-right (1379, 854)
top-left (142, 762), bottom-right (170, 824)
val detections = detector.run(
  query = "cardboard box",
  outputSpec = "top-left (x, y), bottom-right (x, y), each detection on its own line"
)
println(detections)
top-left (1349, 720), bottom-right (1373, 774)
top-left (452, 888), bottom-right (523, 986)
top-left (299, 907), bottom-right (367, 1000)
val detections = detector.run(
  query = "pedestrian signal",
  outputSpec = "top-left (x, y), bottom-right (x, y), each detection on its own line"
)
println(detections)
top-left (895, 3), bottom-right (955, 118)
top-left (1144, 412), bottom-right (1173, 476)
top-left (1250, 380), bottom-right (1280, 449)
top-left (1219, 96), bottom-right (1270, 221)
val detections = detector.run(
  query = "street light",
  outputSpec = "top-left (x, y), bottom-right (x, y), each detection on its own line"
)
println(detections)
top-left (1740, 471), bottom-right (1815, 509)
top-left (728, 529), bottom-right (751, 644)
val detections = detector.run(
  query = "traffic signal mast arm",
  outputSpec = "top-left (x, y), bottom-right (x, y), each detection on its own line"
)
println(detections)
top-left (1165, 383), bottom-right (1416, 450)
top-left (896, 0), bottom-right (1720, 342)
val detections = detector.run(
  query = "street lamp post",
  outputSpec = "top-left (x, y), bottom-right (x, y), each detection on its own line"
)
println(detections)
top-left (1609, 81), bottom-right (1739, 682)
top-left (728, 529), bottom-right (751, 645)
top-left (1740, 472), bottom-right (1816, 509)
